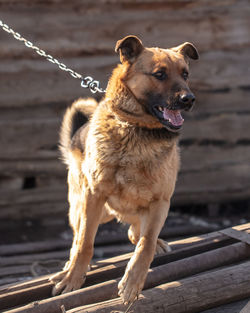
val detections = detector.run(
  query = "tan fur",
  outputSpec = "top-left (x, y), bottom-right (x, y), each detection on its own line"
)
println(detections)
top-left (50, 36), bottom-right (198, 304)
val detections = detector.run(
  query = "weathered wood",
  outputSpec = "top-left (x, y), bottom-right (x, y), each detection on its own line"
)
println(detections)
top-left (0, 0), bottom-right (249, 216)
top-left (0, 0), bottom-right (249, 59)
top-left (1, 223), bottom-right (247, 294)
top-left (0, 222), bottom-right (219, 258)
top-left (201, 298), bottom-right (250, 313)
top-left (0, 240), bottom-right (70, 257)
top-left (2, 224), bottom-right (248, 312)
top-left (0, 265), bottom-right (31, 277)
top-left (1, 144), bottom-right (250, 219)
top-left (0, 51), bottom-right (250, 109)
top-left (3, 241), bottom-right (250, 313)
top-left (0, 250), bottom-right (68, 267)
top-left (1, 113), bottom-right (250, 160)
top-left (175, 163), bottom-right (250, 205)
top-left (68, 261), bottom-right (250, 313)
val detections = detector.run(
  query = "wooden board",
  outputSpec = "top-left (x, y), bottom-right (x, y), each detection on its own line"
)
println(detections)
top-left (0, 223), bottom-right (249, 313)
top-left (0, 0), bottom-right (249, 218)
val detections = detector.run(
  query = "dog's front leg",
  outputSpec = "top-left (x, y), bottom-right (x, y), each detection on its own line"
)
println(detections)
top-left (51, 186), bottom-right (106, 295)
top-left (118, 199), bottom-right (170, 304)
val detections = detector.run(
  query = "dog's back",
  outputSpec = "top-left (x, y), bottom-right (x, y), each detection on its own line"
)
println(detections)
top-left (59, 98), bottom-right (98, 165)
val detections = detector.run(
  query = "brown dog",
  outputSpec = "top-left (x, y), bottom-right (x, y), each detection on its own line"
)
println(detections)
top-left (50, 35), bottom-right (198, 304)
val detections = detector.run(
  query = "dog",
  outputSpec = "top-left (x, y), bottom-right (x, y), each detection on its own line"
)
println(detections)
top-left (50, 35), bottom-right (199, 304)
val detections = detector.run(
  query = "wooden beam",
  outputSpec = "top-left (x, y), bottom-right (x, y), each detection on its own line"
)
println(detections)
top-left (1, 224), bottom-right (249, 312)
top-left (68, 261), bottom-right (250, 313)
top-left (201, 298), bottom-right (250, 313)
top-left (5, 242), bottom-right (250, 313)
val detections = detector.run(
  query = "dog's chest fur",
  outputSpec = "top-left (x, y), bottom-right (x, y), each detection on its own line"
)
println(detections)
top-left (82, 102), bottom-right (180, 215)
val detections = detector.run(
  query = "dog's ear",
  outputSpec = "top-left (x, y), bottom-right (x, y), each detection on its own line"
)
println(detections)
top-left (115, 35), bottom-right (144, 63)
top-left (173, 42), bottom-right (199, 60)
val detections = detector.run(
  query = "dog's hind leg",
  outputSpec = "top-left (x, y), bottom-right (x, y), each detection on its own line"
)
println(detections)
top-left (128, 221), bottom-right (171, 254)
top-left (128, 222), bottom-right (140, 245)
top-left (155, 238), bottom-right (172, 254)
top-left (50, 184), bottom-right (106, 295)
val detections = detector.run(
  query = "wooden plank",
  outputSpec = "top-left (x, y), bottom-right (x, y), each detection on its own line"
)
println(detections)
top-left (0, 0), bottom-right (249, 212)
top-left (180, 145), bottom-right (250, 174)
top-left (0, 265), bottom-right (31, 277)
top-left (68, 261), bottom-right (250, 313)
top-left (3, 241), bottom-right (250, 313)
top-left (0, 118), bottom-right (61, 158)
top-left (0, 0), bottom-right (249, 58)
top-left (2, 224), bottom-right (248, 312)
top-left (1, 129), bottom-right (250, 169)
top-left (175, 163), bottom-right (250, 205)
top-left (0, 162), bottom-right (249, 218)
top-left (201, 298), bottom-right (250, 313)
top-left (0, 160), bottom-right (65, 176)
top-left (182, 113), bottom-right (250, 143)
top-left (0, 250), bottom-right (68, 267)
top-left (0, 112), bottom-right (249, 161)
top-left (0, 53), bottom-right (249, 109)
top-left (219, 228), bottom-right (250, 245)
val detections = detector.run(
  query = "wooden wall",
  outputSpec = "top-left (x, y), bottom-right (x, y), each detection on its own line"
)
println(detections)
top-left (0, 0), bottom-right (250, 219)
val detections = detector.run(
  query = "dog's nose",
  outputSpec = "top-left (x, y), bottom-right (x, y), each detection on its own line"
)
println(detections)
top-left (179, 93), bottom-right (195, 105)
top-left (179, 93), bottom-right (195, 111)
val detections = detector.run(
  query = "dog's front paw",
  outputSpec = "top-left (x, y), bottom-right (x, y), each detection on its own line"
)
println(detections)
top-left (155, 238), bottom-right (172, 255)
top-left (50, 268), bottom-right (86, 296)
top-left (118, 268), bottom-right (146, 304)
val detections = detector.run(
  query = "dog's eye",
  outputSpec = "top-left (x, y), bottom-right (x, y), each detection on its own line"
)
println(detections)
top-left (182, 71), bottom-right (189, 81)
top-left (153, 71), bottom-right (167, 81)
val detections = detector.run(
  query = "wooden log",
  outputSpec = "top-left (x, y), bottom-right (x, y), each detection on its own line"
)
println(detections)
top-left (0, 222), bottom-right (219, 258)
top-left (0, 244), bottom-right (134, 269)
top-left (1, 223), bottom-right (248, 295)
top-left (1, 223), bottom-right (247, 291)
top-left (68, 260), bottom-right (250, 313)
top-left (0, 265), bottom-right (31, 277)
top-left (0, 240), bottom-right (71, 257)
top-left (0, 277), bottom-right (33, 288)
top-left (1, 224), bottom-right (249, 312)
top-left (6, 242), bottom-right (250, 313)
top-left (201, 298), bottom-right (250, 313)
top-left (0, 250), bottom-right (68, 267)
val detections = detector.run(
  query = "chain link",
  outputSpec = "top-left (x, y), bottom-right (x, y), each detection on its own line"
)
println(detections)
top-left (0, 19), bottom-right (106, 94)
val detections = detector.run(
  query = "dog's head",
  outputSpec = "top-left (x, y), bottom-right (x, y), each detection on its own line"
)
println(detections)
top-left (111, 35), bottom-right (199, 132)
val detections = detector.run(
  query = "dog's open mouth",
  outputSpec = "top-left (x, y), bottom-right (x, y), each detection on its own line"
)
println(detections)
top-left (154, 106), bottom-right (184, 130)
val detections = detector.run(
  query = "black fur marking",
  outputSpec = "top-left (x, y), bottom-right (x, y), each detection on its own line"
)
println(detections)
top-left (71, 124), bottom-right (89, 152)
top-left (136, 126), bottom-right (179, 141)
top-left (141, 92), bottom-right (166, 115)
top-left (71, 111), bottom-right (88, 139)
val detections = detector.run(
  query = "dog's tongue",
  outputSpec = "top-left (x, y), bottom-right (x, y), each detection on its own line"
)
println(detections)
top-left (163, 109), bottom-right (184, 127)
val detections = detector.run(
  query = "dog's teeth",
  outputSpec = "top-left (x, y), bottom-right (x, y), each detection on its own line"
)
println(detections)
top-left (158, 106), bottom-right (164, 112)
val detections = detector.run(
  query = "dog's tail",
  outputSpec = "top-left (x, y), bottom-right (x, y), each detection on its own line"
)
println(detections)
top-left (59, 98), bottom-right (98, 165)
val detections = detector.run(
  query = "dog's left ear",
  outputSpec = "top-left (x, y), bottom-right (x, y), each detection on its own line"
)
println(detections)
top-left (115, 35), bottom-right (144, 63)
top-left (173, 42), bottom-right (199, 60)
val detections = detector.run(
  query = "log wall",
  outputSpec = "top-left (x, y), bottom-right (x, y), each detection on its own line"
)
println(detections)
top-left (0, 0), bottom-right (250, 219)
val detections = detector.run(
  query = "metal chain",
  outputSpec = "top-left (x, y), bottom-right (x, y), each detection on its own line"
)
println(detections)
top-left (0, 19), bottom-right (106, 94)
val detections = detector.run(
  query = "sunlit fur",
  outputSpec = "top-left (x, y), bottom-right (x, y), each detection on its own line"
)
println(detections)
top-left (50, 35), bottom-right (198, 304)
